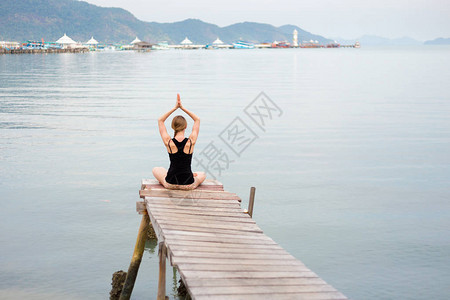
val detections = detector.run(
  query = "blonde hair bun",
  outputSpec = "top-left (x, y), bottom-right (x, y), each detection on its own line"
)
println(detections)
top-left (172, 115), bottom-right (187, 136)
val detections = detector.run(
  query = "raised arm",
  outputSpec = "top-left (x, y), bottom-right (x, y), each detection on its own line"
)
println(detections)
top-left (158, 99), bottom-right (178, 146)
top-left (179, 96), bottom-right (200, 143)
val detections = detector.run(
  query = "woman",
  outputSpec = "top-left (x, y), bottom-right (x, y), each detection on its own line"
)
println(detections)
top-left (152, 94), bottom-right (206, 190)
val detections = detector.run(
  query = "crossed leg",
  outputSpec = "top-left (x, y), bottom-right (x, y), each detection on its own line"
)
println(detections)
top-left (192, 171), bottom-right (206, 188)
top-left (152, 167), bottom-right (168, 186)
top-left (152, 167), bottom-right (206, 190)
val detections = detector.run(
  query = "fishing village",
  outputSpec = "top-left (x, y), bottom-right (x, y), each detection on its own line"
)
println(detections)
top-left (0, 30), bottom-right (360, 54)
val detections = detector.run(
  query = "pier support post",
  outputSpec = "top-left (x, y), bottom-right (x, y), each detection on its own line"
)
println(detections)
top-left (119, 212), bottom-right (150, 300)
top-left (248, 187), bottom-right (256, 217)
top-left (157, 242), bottom-right (167, 300)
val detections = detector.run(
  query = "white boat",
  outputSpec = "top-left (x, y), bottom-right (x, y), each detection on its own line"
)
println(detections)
top-left (152, 42), bottom-right (169, 50)
top-left (232, 41), bottom-right (255, 49)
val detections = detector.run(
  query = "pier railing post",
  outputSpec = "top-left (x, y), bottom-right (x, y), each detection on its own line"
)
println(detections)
top-left (157, 242), bottom-right (167, 300)
top-left (248, 187), bottom-right (256, 218)
top-left (119, 212), bottom-right (150, 300)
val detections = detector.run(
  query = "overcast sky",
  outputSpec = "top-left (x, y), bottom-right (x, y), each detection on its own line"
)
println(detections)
top-left (84, 0), bottom-right (449, 41)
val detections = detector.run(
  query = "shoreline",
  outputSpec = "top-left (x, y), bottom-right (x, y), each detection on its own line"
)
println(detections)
top-left (0, 46), bottom-right (360, 55)
top-left (0, 48), bottom-right (89, 55)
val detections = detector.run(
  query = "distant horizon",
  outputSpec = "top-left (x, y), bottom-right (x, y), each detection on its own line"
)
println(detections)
top-left (83, 0), bottom-right (450, 41)
top-left (128, 17), bottom-right (447, 42)
top-left (130, 18), bottom-right (448, 42)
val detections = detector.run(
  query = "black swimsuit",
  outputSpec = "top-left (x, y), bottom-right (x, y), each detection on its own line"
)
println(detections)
top-left (165, 138), bottom-right (194, 185)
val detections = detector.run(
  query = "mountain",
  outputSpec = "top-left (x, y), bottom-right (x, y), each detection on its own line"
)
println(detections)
top-left (222, 22), bottom-right (290, 44)
top-left (151, 19), bottom-right (222, 45)
top-left (424, 38), bottom-right (450, 45)
top-left (334, 35), bottom-right (422, 46)
top-left (160, 21), bottom-right (333, 44)
top-left (0, 0), bottom-right (332, 44)
top-left (0, 0), bottom-right (166, 43)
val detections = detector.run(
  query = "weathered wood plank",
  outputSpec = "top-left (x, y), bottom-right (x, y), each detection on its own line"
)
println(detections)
top-left (171, 251), bottom-right (294, 260)
top-left (146, 209), bottom-right (245, 218)
top-left (119, 213), bottom-right (150, 300)
top-left (148, 205), bottom-right (247, 214)
top-left (147, 210), bottom-right (163, 241)
top-left (147, 197), bottom-right (242, 208)
top-left (176, 263), bottom-right (309, 272)
top-left (171, 257), bottom-right (305, 266)
top-left (156, 216), bottom-right (257, 226)
top-left (146, 194), bottom-right (239, 201)
top-left (146, 198), bottom-right (239, 206)
top-left (157, 219), bottom-right (262, 232)
top-left (189, 284), bottom-right (338, 295)
top-left (193, 292), bottom-right (347, 300)
top-left (161, 225), bottom-right (265, 235)
top-left (182, 277), bottom-right (327, 287)
top-left (147, 202), bottom-right (243, 211)
top-left (139, 179), bottom-right (347, 300)
top-left (151, 211), bottom-right (256, 223)
top-left (147, 200), bottom-right (241, 209)
top-left (148, 206), bottom-right (250, 218)
top-left (180, 270), bottom-right (319, 279)
top-left (136, 201), bottom-right (146, 214)
top-left (158, 223), bottom-right (263, 235)
top-left (147, 199), bottom-right (241, 206)
top-left (167, 245), bottom-right (286, 255)
top-left (247, 186), bottom-right (256, 217)
top-left (160, 223), bottom-right (263, 235)
top-left (157, 242), bottom-right (167, 300)
top-left (148, 207), bottom-right (245, 216)
top-left (167, 240), bottom-right (285, 250)
top-left (140, 189), bottom-right (240, 201)
top-left (161, 229), bottom-right (271, 240)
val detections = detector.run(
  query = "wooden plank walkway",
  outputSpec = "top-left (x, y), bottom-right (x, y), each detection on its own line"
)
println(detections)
top-left (139, 179), bottom-right (347, 300)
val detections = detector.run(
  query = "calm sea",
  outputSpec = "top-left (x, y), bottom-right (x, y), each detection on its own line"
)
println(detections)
top-left (1, 46), bottom-right (449, 299)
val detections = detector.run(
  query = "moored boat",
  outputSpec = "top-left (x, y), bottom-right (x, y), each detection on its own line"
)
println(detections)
top-left (152, 42), bottom-right (169, 50)
top-left (272, 41), bottom-right (291, 48)
top-left (326, 41), bottom-right (340, 48)
top-left (233, 41), bottom-right (255, 49)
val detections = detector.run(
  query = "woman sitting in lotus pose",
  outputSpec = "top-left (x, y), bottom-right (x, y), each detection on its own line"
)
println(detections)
top-left (152, 94), bottom-right (206, 190)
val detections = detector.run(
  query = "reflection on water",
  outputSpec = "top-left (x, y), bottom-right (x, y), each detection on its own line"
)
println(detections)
top-left (145, 238), bottom-right (158, 254)
top-left (145, 238), bottom-right (181, 299)
top-left (1, 47), bottom-right (450, 299)
top-left (171, 267), bottom-right (180, 299)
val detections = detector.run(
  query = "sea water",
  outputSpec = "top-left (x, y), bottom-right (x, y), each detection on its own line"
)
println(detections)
top-left (0, 46), bottom-right (449, 299)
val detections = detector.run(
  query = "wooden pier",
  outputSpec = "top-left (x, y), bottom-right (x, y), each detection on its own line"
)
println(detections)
top-left (0, 48), bottom-right (89, 55)
top-left (124, 179), bottom-right (347, 300)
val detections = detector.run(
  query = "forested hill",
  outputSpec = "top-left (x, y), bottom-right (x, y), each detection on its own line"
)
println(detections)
top-left (0, 0), bottom-right (332, 44)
